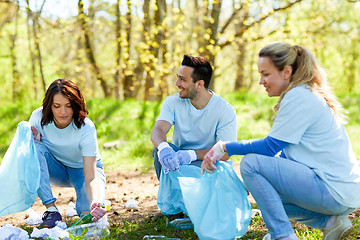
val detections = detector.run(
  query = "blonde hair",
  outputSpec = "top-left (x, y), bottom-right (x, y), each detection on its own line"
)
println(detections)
top-left (259, 42), bottom-right (347, 123)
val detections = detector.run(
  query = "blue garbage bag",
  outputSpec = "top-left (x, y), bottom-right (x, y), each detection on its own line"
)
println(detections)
top-left (0, 121), bottom-right (40, 216)
top-left (157, 164), bottom-right (201, 215)
top-left (179, 161), bottom-right (251, 240)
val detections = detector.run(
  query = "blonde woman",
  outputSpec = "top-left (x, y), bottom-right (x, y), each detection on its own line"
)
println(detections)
top-left (201, 42), bottom-right (360, 240)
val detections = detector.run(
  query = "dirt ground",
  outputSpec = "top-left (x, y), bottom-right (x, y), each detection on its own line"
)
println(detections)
top-left (0, 162), bottom-right (255, 228)
top-left (0, 168), bottom-right (162, 227)
top-left (2, 165), bottom-right (359, 235)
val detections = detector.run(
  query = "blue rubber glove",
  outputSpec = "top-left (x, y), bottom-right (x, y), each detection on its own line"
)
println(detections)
top-left (158, 143), bottom-right (179, 172)
top-left (176, 150), bottom-right (197, 165)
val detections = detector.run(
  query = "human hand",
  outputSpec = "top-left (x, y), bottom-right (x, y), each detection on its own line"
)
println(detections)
top-left (90, 201), bottom-right (107, 221)
top-left (31, 126), bottom-right (41, 143)
top-left (176, 150), bottom-right (197, 165)
top-left (158, 143), bottom-right (179, 172)
top-left (201, 141), bottom-right (226, 174)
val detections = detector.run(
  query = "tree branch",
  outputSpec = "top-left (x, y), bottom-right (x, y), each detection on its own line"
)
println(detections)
top-left (219, 4), bottom-right (244, 34)
top-left (219, 0), bottom-right (303, 48)
top-left (242, 0), bottom-right (303, 33)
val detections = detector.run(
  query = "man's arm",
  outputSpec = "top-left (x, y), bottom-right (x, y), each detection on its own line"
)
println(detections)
top-left (150, 120), bottom-right (172, 147)
top-left (151, 120), bottom-right (229, 161)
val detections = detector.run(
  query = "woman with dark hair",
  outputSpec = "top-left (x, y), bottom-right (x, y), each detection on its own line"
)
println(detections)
top-left (29, 79), bottom-right (106, 228)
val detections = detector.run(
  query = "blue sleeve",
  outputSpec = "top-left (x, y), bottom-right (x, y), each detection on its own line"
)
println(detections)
top-left (226, 136), bottom-right (288, 157)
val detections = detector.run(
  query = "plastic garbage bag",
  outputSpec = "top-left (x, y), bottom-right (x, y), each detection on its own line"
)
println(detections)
top-left (65, 202), bottom-right (77, 217)
top-left (125, 198), bottom-right (139, 209)
top-left (157, 164), bottom-right (201, 215)
top-left (0, 121), bottom-right (40, 217)
top-left (31, 226), bottom-right (69, 240)
top-left (0, 224), bottom-right (30, 240)
top-left (179, 161), bottom-right (251, 240)
top-left (25, 208), bottom-right (42, 225)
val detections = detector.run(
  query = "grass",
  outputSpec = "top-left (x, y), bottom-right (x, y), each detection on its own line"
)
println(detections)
top-left (1, 91), bottom-right (360, 239)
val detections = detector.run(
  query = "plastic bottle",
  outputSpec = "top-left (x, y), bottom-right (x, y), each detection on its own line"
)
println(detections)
top-left (69, 213), bottom-right (93, 227)
top-left (143, 236), bottom-right (180, 240)
top-left (67, 214), bottom-right (110, 238)
top-left (168, 218), bottom-right (194, 230)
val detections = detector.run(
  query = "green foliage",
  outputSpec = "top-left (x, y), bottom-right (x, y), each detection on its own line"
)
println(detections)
top-left (1, 0), bottom-right (360, 102)
top-left (0, 99), bottom-right (41, 156)
top-left (1, 91), bottom-right (360, 165)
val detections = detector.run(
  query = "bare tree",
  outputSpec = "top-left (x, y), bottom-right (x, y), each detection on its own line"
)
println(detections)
top-left (25, 0), bottom-right (37, 99)
top-left (10, 0), bottom-right (19, 101)
top-left (123, 0), bottom-right (133, 99)
top-left (78, 0), bottom-right (110, 97)
top-left (114, 0), bottom-right (122, 100)
top-left (27, 0), bottom-right (47, 93)
top-left (143, 0), bottom-right (167, 101)
top-left (195, 0), bottom-right (303, 90)
top-left (132, 0), bottom-right (150, 99)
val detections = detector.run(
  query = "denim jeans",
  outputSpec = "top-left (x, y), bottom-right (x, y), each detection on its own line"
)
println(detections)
top-left (35, 142), bottom-right (106, 216)
top-left (240, 153), bottom-right (355, 239)
top-left (153, 143), bottom-right (202, 180)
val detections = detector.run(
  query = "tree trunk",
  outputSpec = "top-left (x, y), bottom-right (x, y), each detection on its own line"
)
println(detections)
top-left (0, 2), bottom-right (17, 32)
top-left (346, 40), bottom-right (359, 92)
top-left (144, 0), bottom-right (167, 101)
top-left (25, 0), bottom-right (37, 99)
top-left (206, 0), bottom-right (222, 90)
top-left (234, 4), bottom-right (249, 90)
top-left (123, 0), bottom-right (133, 99)
top-left (10, 1), bottom-right (19, 102)
top-left (28, 3), bottom-right (47, 94)
top-left (114, 0), bottom-right (122, 100)
top-left (132, 0), bottom-right (150, 100)
top-left (78, 0), bottom-right (110, 97)
top-left (234, 41), bottom-right (246, 90)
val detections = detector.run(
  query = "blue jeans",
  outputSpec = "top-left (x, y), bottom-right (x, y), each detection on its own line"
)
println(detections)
top-left (153, 143), bottom-right (202, 180)
top-left (35, 142), bottom-right (106, 216)
top-left (240, 154), bottom-right (355, 239)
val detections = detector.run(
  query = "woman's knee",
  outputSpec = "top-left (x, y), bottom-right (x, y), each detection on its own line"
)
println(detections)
top-left (240, 153), bottom-right (260, 176)
top-left (35, 141), bottom-right (49, 156)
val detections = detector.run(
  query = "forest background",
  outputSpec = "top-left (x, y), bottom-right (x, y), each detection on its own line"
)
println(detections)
top-left (1, 0), bottom-right (360, 164)
top-left (1, 0), bottom-right (360, 238)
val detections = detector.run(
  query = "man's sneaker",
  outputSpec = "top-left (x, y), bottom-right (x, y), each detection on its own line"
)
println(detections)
top-left (152, 212), bottom-right (187, 222)
top-left (322, 215), bottom-right (353, 240)
top-left (262, 233), bottom-right (299, 240)
top-left (40, 211), bottom-right (62, 228)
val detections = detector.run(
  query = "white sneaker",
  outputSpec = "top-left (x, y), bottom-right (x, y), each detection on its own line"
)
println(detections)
top-left (322, 215), bottom-right (352, 240)
top-left (263, 233), bottom-right (271, 240)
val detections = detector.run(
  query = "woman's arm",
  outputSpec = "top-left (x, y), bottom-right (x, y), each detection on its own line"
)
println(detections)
top-left (201, 136), bottom-right (289, 174)
top-left (83, 156), bottom-right (101, 202)
top-left (226, 136), bottom-right (288, 157)
top-left (83, 156), bottom-right (106, 221)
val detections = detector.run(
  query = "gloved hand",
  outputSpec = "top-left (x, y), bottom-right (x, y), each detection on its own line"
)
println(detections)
top-left (90, 201), bottom-right (107, 221)
top-left (31, 126), bottom-right (41, 143)
top-left (158, 142), bottom-right (179, 173)
top-left (176, 150), bottom-right (197, 165)
top-left (201, 141), bottom-right (226, 174)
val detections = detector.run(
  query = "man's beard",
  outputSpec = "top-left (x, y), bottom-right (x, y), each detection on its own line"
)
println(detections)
top-left (180, 87), bottom-right (197, 100)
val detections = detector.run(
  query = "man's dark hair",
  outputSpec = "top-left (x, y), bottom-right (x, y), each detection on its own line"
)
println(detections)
top-left (181, 55), bottom-right (213, 89)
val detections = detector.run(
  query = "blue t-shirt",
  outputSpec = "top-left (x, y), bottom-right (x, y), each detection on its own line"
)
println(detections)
top-left (157, 91), bottom-right (237, 150)
top-left (29, 107), bottom-right (101, 168)
top-left (269, 85), bottom-right (360, 208)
